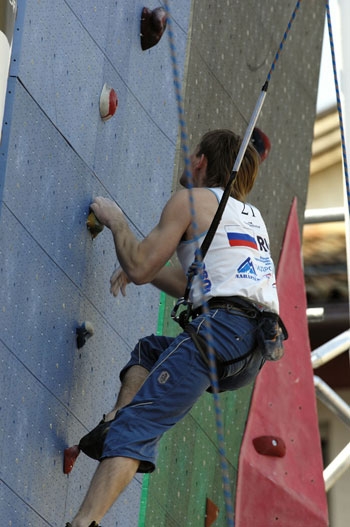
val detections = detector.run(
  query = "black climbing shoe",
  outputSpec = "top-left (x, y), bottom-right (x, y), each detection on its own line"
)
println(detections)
top-left (78, 415), bottom-right (113, 460)
top-left (65, 523), bottom-right (100, 527)
top-left (64, 415), bottom-right (117, 474)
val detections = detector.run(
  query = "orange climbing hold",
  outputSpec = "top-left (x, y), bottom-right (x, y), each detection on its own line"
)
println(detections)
top-left (205, 498), bottom-right (219, 527)
top-left (87, 211), bottom-right (104, 239)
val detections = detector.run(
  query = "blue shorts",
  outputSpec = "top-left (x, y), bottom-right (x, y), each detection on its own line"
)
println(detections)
top-left (102, 307), bottom-right (264, 472)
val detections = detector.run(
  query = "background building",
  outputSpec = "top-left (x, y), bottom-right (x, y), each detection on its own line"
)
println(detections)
top-left (304, 105), bottom-right (350, 527)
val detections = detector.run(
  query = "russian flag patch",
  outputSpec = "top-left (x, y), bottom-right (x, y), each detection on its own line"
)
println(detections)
top-left (226, 230), bottom-right (258, 250)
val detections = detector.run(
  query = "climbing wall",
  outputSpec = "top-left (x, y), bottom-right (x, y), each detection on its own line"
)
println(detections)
top-left (0, 1), bottom-right (191, 526)
top-left (0, 1), bottom-right (325, 527)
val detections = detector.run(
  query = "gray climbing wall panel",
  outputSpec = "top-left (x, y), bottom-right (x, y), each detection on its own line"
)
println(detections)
top-left (0, 1), bottom-right (191, 526)
top-left (0, 0), bottom-right (325, 526)
top-left (178, 0), bottom-right (325, 263)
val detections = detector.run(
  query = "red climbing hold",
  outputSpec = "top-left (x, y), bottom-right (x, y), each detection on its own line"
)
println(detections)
top-left (140, 7), bottom-right (167, 50)
top-left (64, 445), bottom-right (81, 474)
top-left (251, 127), bottom-right (271, 162)
top-left (99, 83), bottom-right (118, 121)
top-left (253, 435), bottom-right (286, 457)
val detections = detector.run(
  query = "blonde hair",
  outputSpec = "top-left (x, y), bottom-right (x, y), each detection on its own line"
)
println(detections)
top-left (197, 129), bottom-right (260, 201)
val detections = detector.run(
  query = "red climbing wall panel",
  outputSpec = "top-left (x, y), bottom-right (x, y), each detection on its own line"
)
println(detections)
top-left (235, 199), bottom-right (328, 527)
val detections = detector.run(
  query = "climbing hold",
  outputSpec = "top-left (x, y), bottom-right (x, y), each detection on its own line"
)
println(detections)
top-left (205, 498), bottom-right (219, 527)
top-left (251, 127), bottom-right (271, 162)
top-left (140, 7), bottom-right (167, 50)
top-left (76, 321), bottom-right (94, 349)
top-left (99, 83), bottom-right (118, 121)
top-left (87, 211), bottom-right (104, 239)
top-left (64, 445), bottom-right (80, 474)
top-left (252, 435), bottom-right (286, 457)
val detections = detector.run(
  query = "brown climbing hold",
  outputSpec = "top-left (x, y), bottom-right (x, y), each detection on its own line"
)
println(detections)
top-left (140, 7), bottom-right (167, 50)
top-left (205, 497), bottom-right (219, 527)
top-left (253, 435), bottom-right (286, 457)
top-left (87, 211), bottom-right (104, 239)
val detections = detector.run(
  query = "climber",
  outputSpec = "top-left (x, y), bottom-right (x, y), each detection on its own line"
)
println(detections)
top-left (66, 128), bottom-right (284, 527)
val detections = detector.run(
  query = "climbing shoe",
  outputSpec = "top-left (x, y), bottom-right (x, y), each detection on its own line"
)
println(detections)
top-left (78, 415), bottom-right (113, 460)
top-left (65, 523), bottom-right (100, 527)
top-left (64, 415), bottom-right (116, 474)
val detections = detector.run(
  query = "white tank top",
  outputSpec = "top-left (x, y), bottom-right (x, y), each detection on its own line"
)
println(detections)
top-left (176, 188), bottom-right (279, 313)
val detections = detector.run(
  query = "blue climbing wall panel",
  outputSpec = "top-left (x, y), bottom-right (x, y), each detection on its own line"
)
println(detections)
top-left (0, 1), bottom-right (191, 526)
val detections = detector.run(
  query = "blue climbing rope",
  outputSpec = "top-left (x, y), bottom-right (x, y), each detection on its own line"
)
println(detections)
top-left (325, 1), bottom-right (350, 216)
top-left (163, 1), bottom-right (303, 526)
top-left (163, 3), bottom-right (235, 525)
top-left (267, 1), bottom-right (302, 82)
top-left (232, 0), bottom-right (303, 181)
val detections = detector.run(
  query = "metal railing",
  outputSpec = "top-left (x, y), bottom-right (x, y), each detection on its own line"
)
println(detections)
top-left (311, 329), bottom-right (350, 491)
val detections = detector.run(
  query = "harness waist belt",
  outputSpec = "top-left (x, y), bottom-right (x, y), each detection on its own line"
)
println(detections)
top-left (192, 296), bottom-right (257, 318)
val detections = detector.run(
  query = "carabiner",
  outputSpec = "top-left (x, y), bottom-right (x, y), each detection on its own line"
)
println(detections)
top-left (171, 297), bottom-right (193, 328)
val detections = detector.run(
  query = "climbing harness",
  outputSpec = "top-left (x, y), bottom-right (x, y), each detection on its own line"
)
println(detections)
top-left (186, 296), bottom-right (288, 372)
top-left (164, 1), bottom-right (301, 525)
